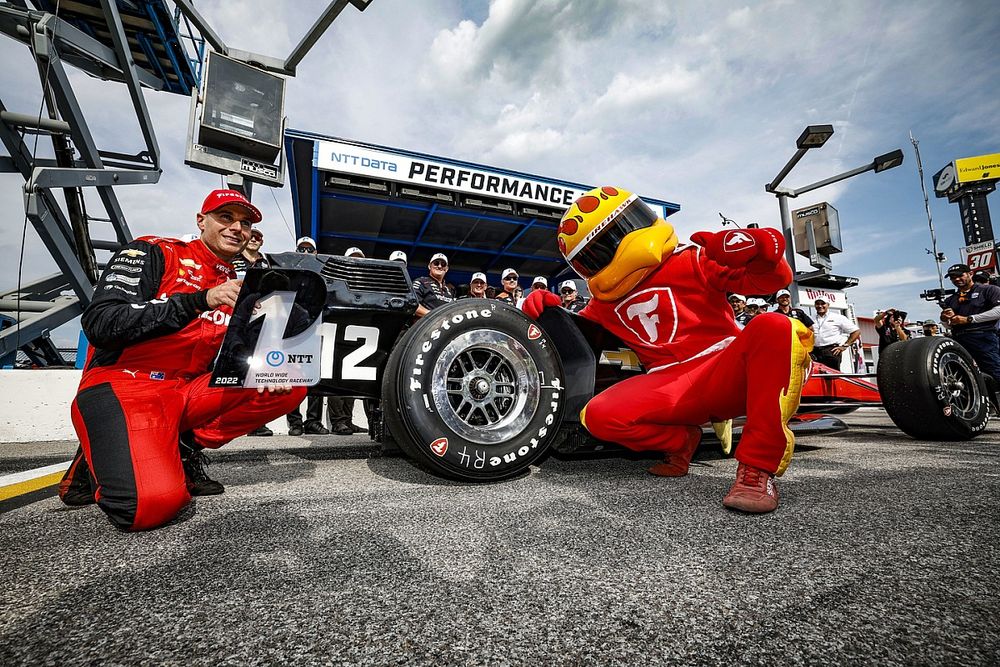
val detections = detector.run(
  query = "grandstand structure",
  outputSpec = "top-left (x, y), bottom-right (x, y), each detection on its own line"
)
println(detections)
top-left (285, 130), bottom-right (681, 285)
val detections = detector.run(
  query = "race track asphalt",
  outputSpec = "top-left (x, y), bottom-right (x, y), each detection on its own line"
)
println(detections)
top-left (1, 409), bottom-right (999, 666)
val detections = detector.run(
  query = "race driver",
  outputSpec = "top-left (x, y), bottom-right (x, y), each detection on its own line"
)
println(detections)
top-left (58, 189), bottom-right (307, 531)
top-left (523, 186), bottom-right (813, 513)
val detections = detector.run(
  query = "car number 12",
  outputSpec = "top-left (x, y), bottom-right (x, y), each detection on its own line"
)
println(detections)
top-left (319, 323), bottom-right (380, 381)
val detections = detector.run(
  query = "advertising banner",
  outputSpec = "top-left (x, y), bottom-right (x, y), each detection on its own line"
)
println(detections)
top-left (955, 153), bottom-right (1000, 184)
top-left (798, 287), bottom-right (849, 310)
top-left (960, 240), bottom-right (997, 273)
top-left (316, 139), bottom-right (588, 209)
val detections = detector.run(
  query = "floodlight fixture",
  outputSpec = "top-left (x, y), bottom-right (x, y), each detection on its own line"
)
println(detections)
top-left (766, 124), bottom-right (902, 307)
top-left (873, 149), bottom-right (905, 173)
top-left (796, 124), bottom-right (835, 149)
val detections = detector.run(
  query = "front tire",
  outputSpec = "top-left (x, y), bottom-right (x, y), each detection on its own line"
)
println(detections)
top-left (382, 301), bottom-right (566, 481)
top-left (878, 337), bottom-right (989, 440)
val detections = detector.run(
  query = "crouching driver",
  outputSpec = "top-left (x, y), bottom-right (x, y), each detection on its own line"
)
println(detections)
top-left (58, 190), bottom-right (306, 531)
top-left (523, 186), bottom-right (813, 513)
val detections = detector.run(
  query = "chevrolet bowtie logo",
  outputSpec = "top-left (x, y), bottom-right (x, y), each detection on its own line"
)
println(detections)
top-left (599, 349), bottom-right (643, 371)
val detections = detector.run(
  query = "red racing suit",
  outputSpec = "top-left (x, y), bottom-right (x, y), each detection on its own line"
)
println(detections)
top-left (577, 229), bottom-right (813, 476)
top-left (70, 236), bottom-right (305, 531)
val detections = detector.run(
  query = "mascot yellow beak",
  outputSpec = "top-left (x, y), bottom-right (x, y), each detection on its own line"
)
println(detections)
top-left (589, 221), bottom-right (678, 301)
top-left (558, 186), bottom-right (678, 303)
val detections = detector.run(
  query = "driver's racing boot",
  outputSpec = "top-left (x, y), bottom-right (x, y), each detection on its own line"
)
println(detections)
top-left (723, 462), bottom-right (778, 513)
top-left (180, 434), bottom-right (225, 496)
top-left (58, 445), bottom-right (96, 506)
top-left (647, 426), bottom-right (702, 477)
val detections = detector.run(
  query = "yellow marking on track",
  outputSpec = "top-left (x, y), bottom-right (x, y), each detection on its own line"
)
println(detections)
top-left (0, 462), bottom-right (72, 501)
top-left (0, 471), bottom-right (64, 501)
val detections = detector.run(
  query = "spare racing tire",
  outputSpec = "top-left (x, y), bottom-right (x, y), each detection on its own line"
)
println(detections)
top-left (382, 300), bottom-right (566, 482)
top-left (877, 336), bottom-right (989, 440)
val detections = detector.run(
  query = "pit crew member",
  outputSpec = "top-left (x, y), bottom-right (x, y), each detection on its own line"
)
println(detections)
top-left (941, 262), bottom-right (1000, 380)
top-left (412, 253), bottom-right (455, 317)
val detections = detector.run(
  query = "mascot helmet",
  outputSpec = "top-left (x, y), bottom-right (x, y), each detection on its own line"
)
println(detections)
top-left (558, 186), bottom-right (678, 302)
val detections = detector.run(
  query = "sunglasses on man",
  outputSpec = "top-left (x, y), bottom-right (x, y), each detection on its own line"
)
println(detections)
top-left (296, 246), bottom-right (315, 254)
top-left (561, 288), bottom-right (575, 294)
top-left (503, 276), bottom-right (518, 281)
top-left (431, 260), bottom-right (448, 267)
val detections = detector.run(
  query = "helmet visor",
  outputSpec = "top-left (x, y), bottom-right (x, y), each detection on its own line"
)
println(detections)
top-left (569, 199), bottom-right (659, 278)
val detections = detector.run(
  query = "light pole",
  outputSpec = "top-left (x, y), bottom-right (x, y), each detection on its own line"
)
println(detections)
top-left (765, 125), bottom-right (904, 307)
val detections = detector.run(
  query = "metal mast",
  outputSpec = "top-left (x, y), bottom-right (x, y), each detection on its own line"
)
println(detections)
top-left (910, 131), bottom-right (945, 291)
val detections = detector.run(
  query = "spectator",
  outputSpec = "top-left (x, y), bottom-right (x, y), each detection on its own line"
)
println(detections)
top-left (874, 308), bottom-right (909, 353)
top-left (922, 320), bottom-right (940, 337)
top-left (530, 276), bottom-right (548, 293)
top-left (559, 279), bottom-right (588, 313)
top-left (496, 268), bottom-right (519, 305)
top-left (973, 270), bottom-right (991, 285)
top-left (296, 236), bottom-right (317, 254)
top-left (811, 297), bottom-right (860, 370)
top-left (729, 293), bottom-right (752, 328)
top-left (773, 289), bottom-right (814, 328)
top-left (231, 227), bottom-right (270, 273)
top-left (412, 252), bottom-right (455, 317)
top-left (465, 272), bottom-right (488, 298)
top-left (940, 263), bottom-right (1000, 380)
top-left (286, 236), bottom-right (328, 436)
top-left (57, 189), bottom-right (304, 530)
top-left (745, 297), bottom-right (765, 319)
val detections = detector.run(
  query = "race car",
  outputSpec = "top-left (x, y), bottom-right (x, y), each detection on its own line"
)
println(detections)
top-left (212, 253), bottom-right (992, 482)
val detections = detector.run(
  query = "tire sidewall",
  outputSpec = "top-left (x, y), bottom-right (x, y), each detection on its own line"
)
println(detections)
top-left (391, 301), bottom-right (564, 480)
top-left (924, 337), bottom-right (989, 435)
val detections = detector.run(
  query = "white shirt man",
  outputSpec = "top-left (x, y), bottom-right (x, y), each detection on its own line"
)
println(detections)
top-left (811, 297), bottom-right (860, 369)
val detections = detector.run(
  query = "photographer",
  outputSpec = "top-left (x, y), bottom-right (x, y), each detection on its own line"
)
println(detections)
top-left (874, 308), bottom-right (910, 354)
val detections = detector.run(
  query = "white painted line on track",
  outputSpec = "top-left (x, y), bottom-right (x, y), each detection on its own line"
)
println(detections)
top-left (0, 461), bottom-right (73, 487)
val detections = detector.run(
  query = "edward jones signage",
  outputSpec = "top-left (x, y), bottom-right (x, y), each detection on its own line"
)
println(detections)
top-left (955, 153), bottom-right (1000, 184)
top-left (316, 139), bottom-right (586, 208)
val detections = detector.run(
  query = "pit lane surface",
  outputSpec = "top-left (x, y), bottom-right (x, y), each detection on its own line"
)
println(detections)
top-left (2, 409), bottom-right (998, 666)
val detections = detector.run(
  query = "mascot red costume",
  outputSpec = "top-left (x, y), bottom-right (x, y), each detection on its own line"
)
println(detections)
top-left (523, 186), bottom-right (813, 513)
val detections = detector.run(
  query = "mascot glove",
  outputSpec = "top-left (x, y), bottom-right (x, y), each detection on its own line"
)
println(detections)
top-left (522, 289), bottom-right (561, 319)
top-left (690, 227), bottom-right (784, 268)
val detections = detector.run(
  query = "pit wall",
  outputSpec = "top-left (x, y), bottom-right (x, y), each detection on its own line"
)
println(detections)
top-left (0, 370), bottom-right (331, 443)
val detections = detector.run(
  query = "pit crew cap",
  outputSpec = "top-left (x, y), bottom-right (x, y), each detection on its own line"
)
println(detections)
top-left (471, 272), bottom-right (487, 283)
top-left (429, 252), bottom-right (448, 265)
top-left (776, 289), bottom-right (791, 298)
top-left (389, 250), bottom-right (407, 263)
top-left (200, 189), bottom-right (262, 223)
top-left (560, 280), bottom-right (577, 291)
top-left (729, 293), bottom-right (746, 302)
top-left (250, 228), bottom-right (263, 239)
top-left (532, 276), bottom-right (548, 288)
top-left (345, 246), bottom-right (364, 257)
top-left (296, 236), bottom-right (316, 248)
top-left (814, 296), bottom-right (829, 304)
top-left (502, 268), bottom-right (518, 279)
top-left (946, 263), bottom-right (970, 275)
top-left (180, 233), bottom-right (199, 242)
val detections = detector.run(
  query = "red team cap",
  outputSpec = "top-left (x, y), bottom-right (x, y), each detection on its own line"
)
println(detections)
top-left (200, 189), bottom-right (262, 223)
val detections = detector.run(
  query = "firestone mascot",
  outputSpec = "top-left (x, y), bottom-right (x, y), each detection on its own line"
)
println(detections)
top-left (523, 186), bottom-right (813, 513)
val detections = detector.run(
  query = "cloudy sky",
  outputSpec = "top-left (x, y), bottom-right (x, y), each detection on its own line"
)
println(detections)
top-left (2, 0), bottom-right (999, 343)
